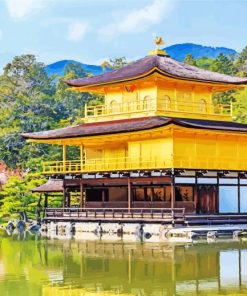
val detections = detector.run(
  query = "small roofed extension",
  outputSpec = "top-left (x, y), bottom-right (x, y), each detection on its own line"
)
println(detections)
top-left (22, 49), bottom-right (247, 174)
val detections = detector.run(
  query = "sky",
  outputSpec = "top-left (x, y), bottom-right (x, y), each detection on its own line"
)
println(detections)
top-left (0, 0), bottom-right (246, 69)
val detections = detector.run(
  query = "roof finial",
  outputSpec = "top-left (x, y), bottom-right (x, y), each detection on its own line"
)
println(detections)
top-left (148, 36), bottom-right (168, 57)
top-left (154, 36), bottom-right (165, 48)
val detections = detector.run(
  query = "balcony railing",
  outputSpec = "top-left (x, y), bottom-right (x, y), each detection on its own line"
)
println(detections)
top-left (84, 98), bottom-right (232, 119)
top-left (43, 157), bottom-right (172, 174)
top-left (42, 154), bottom-right (247, 174)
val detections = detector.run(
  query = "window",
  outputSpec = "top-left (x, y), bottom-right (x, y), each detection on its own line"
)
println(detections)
top-left (142, 95), bottom-right (151, 110)
top-left (163, 95), bottom-right (171, 110)
top-left (109, 100), bottom-right (118, 113)
top-left (240, 186), bottom-right (247, 213)
top-left (198, 99), bottom-right (207, 113)
top-left (133, 186), bottom-right (171, 201)
top-left (175, 186), bottom-right (194, 202)
top-left (219, 186), bottom-right (238, 213)
top-left (133, 188), bottom-right (149, 201)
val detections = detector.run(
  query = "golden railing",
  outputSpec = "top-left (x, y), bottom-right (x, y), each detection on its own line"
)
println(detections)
top-left (43, 155), bottom-right (247, 174)
top-left (84, 99), bottom-right (232, 118)
top-left (43, 157), bottom-right (172, 174)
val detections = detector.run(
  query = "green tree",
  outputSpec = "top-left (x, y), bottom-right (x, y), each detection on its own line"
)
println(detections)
top-left (183, 54), bottom-right (197, 66)
top-left (0, 173), bottom-right (45, 219)
top-left (0, 173), bottom-right (63, 219)
top-left (109, 57), bottom-right (128, 68)
top-left (210, 53), bottom-right (238, 75)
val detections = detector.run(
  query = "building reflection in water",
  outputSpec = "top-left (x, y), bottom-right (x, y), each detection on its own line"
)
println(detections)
top-left (41, 239), bottom-right (247, 296)
top-left (0, 233), bottom-right (247, 295)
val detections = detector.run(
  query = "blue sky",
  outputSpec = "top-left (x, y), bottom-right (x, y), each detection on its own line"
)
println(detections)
top-left (0, 0), bottom-right (246, 69)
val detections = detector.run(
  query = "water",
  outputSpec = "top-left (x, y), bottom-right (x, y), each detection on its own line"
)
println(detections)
top-left (0, 231), bottom-right (247, 295)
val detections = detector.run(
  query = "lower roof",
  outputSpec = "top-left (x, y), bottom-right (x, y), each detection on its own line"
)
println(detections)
top-left (32, 179), bottom-right (63, 192)
top-left (22, 116), bottom-right (247, 140)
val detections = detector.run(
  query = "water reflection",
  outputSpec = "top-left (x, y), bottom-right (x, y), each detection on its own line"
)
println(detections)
top-left (0, 231), bottom-right (247, 295)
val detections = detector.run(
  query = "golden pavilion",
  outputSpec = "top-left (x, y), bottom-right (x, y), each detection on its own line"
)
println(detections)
top-left (23, 46), bottom-right (247, 224)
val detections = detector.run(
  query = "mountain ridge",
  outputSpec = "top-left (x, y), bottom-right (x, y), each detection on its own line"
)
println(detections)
top-left (45, 43), bottom-right (238, 77)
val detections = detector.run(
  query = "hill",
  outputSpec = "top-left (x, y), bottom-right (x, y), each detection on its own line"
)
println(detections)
top-left (45, 60), bottom-right (111, 77)
top-left (45, 43), bottom-right (238, 76)
top-left (165, 43), bottom-right (237, 61)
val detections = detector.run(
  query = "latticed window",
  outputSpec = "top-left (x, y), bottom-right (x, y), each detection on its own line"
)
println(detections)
top-left (163, 95), bottom-right (171, 110)
top-left (109, 100), bottom-right (118, 113)
top-left (142, 95), bottom-right (151, 110)
top-left (198, 99), bottom-right (207, 113)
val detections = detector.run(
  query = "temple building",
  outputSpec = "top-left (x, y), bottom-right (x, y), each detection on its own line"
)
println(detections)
top-left (22, 46), bottom-right (247, 223)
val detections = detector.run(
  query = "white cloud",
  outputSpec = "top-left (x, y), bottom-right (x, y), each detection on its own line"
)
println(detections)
top-left (99, 0), bottom-right (173, 40)
top-left (68, 21), bottom-right (88, 42)
top-left (5, 0), bottom-right (45, 21)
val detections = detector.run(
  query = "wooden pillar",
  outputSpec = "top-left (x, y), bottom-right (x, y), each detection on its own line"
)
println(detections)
top-left (80, 181), bottom-right (84, 208)
top-left (102, 189), bottom-right (105, 203)
top-left (63, 145), bottom-right (66, 171)
top-left (171, 174), bottom-right (175, 209)
top-left (63, 181), bottom-right (66, 208)
top-left (37, 193), bottom-right (42, 207)
top-left (238, 174), bottom-right (240, 214)
top-left (128, 178), bottom-right (132, 213)
top-left (83, 187), bottom-right (87, 208)
top-left (44, 193), bottom-right (48, 208)
top-left (67, 192), bottom-right (71, 208)
top-left (80, 145), bottom-right (84, 172)
top-left (194, 173), bottom-right (198, 214)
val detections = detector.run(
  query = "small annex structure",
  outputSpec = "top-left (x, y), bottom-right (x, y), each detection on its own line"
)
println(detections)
top-left (22, 43), bottom-right (247, 224)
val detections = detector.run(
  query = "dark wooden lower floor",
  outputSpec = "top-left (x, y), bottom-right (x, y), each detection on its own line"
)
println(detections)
top-left (35, 170), bottom-right (247, 224)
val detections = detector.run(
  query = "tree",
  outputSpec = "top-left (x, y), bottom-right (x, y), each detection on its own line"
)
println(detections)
top-left (210, 53), bottom-right (238, 75)
top-left (0, 173), bottom-right (63, 219)
top-left (0, 173), bottom-right (46, 219)
top-left (235, 46), bottom-right (247, 71)
top-left (0, 55), bottom-right (60, 169)
top-left (183, 54), bottom-right (197, 66)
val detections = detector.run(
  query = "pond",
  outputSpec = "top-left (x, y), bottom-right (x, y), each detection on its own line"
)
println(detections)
top-left (0, 231), bottom-right (247, 295)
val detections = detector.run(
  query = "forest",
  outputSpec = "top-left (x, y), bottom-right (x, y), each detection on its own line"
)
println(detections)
top-left (0, 47), bottom-right (246, 219)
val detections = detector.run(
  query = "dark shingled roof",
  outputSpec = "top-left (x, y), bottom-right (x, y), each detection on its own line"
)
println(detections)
top-left (65, 55), bottom-right (247, 87)
top-left (32, 179), bottom-right (63, 192)
top-left (22, 116), bottom-right (247, 140)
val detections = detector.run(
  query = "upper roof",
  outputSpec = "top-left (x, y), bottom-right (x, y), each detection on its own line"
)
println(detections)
top-left (22, 116), bottom-right (247, 140)
top-left (65, 54), bottom-right (247, 87)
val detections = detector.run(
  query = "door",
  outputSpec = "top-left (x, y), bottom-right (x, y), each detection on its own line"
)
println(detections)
top-left (198, 185), bottom-right (217, 214)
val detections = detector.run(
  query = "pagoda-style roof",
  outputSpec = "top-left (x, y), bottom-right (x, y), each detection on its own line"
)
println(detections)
top-left (22, 116), bottom-right (247, 140)
top-left (31, 179), bottom-right (63, 192)
top-left (65, 54), bottom-right (247, 87)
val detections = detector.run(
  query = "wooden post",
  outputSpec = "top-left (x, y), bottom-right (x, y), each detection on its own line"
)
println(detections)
top-left (84, 187), bottom-right (87, 208)
top-left (44, 193), bottom-right (48, 208)
top-left (63, 145), bottom-right (66, 172)
top-left (80, 145), bottom-right (84, 172)
top-left (102, 189), bottom-right (105, 203)
top-left (63, 183), bottom-right (66, 208)
top-left (128, 178), bottom-right (132, 213)
top-left (80, 181), bottom-right (84, 208)
top-left (171, 174), bottom-right (175, 209)
top-left (67, 193), bottom-right (71, 208)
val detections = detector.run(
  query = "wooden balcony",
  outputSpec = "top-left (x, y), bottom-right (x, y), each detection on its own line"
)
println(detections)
top-left (43, 157), bottom-right (172, 174)
top-left (84, 98), bottom-right (232, 122)
top-left (42, 155), bottom-right (247, 175)
top-left (44, 207), bottom-right (185, 223)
